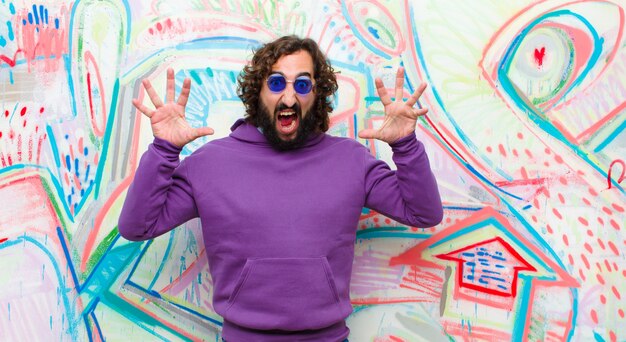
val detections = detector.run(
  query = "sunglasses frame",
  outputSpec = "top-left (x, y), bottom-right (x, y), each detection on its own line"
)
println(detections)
top-left (266, 73), bottom-right (314, 96)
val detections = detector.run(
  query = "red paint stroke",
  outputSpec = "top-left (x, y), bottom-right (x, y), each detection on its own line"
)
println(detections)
top-left (423, 115), bottom-right (468, 164)
top-left (437, 236), bottom-right (537, 297)
top-left (391, 207), bottom-right (579, 288)
top-left (159, 249), bottom-right (207, 294)
top-left (534, 47), bottom-right (546, 67)
top-left (84, 51), bottom-right (107, 137)
top-left (0, 49), bottom-right (23, 67)
top-left (116, 291), bottom-right (200, 341)
top-left (577, 101), bottom-right (626, 142)
top-left (607, 159), bottom-right (625, 189)
top-left (0, 238), bottom-right (7, 243)
top-left (81, 176), bottom-right (133, 271)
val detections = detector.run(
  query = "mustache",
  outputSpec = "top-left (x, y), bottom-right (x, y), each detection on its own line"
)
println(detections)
top-left (275, 102), bottom-right (301, 114)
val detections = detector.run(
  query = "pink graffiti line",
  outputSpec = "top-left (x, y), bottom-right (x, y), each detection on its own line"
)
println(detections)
top-left (80, 110), bottom-right (144, 272)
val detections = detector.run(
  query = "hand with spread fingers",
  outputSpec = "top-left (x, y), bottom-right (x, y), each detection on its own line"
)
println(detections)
top-left (358, 67), bottom-right (428, 144)
top-left (132, 68), bottom-right (214, 147)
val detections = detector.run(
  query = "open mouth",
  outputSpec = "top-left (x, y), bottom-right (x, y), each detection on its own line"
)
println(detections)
top-left (276, 110), bottom-right (299, 138)
top-left (278, 111), bottom-right (297, 127)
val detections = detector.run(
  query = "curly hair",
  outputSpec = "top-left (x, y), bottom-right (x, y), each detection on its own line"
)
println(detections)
top-left (237, 35), bottom-right (338, 132)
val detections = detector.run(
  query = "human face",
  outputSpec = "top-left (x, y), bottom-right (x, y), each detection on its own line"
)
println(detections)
top-left (259, 50), bottom-right (316, 141)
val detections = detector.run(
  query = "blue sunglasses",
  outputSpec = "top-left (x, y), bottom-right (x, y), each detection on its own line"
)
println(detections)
top-left (266, 73), bottom-right (314, 95)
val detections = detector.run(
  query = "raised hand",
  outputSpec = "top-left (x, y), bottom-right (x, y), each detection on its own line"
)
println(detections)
top-left (132, 68), bottom-right (214, 148)
top-left (358, 67), bottom-right (428, 144)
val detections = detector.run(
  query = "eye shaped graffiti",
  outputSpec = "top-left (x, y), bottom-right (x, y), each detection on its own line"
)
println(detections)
top-left (342, 0), bottom-right (406, 58)
top-left (480, 1), bottom-right (625, 147)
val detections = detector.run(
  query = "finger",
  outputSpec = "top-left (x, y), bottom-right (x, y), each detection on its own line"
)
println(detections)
top-left (142, 79), bottom-right (164, 108)
top-left (358, 128), bottom-right (379, 140)
top-left (132, 98), bottom-right (154, 118)
top-left (375, 78), bottom-right (392, 106)
top-left (406, 82), bottom-right (428, 108)
top-left (194, 126), bottom-right (215, 138)
top-left (414, 107), bottom-right (429, 117)
top-left (177, 78), bottom-right (191, 107)
top-left (394, 67), bottom-right (405, 102)
top-left (166, 68), bottom-right (175, 103)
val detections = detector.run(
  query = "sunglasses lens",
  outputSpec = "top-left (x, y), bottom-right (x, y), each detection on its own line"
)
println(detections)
top-left (294, 77), bottom-right (313, 95)
top-left (267, 74), bottom-right (286, 92)
top-left (267, 74), bottom-right (313, 95)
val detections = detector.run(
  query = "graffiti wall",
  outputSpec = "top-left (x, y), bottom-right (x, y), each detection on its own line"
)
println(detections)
top-left (1, 0), bottom-right (624, 341)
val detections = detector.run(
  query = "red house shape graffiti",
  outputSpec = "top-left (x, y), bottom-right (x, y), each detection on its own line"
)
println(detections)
top-left (436, 237), bottom-right (537, 297)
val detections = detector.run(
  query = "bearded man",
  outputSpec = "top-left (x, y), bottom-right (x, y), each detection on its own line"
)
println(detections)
top-left (119, 35), bottom-right (443, 342)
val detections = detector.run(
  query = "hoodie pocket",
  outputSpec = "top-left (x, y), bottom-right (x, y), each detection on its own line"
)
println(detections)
top-left (224, 257), bottom-right (343, 331)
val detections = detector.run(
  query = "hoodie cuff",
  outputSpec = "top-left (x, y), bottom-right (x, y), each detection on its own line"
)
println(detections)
top-left (389, 132), bottom-right (420, 153)
top-left (151, 137), bottom-right (183, 162)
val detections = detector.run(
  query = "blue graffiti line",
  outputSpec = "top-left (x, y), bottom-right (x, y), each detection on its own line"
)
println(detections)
top-left (340, 2), bottom-right (391, 60)
top-left (408, 5), bottom-right (515, 184)
top-left (0, 235), bottom-right (79, 337)
top-left (482, 275), bottom-right (506, 283)
top-left (498, 10), bottom-right (623, 193)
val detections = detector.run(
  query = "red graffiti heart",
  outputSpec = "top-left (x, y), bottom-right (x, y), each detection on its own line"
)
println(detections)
top-left (534, 47), bottom-right (546, 67)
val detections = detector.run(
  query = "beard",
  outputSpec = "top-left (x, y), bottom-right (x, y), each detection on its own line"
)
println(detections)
top-left (256, 101), bottom-right (320, 151)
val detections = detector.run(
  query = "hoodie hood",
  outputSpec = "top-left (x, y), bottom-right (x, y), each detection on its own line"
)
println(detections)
top-left (229, 118), bottom-right (325, 148)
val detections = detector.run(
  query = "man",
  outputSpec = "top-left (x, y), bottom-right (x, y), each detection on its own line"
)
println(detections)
top-left (119, 35), bottom-right (443, 342)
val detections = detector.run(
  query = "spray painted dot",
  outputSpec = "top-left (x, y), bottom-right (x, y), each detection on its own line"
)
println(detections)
top-left (581, 254), bottom-right (590, 269)
top-left (612, 286), bottom-right (621, 300)
top-left (525, 149), bottom-right (533, 158)
top-left (608, 241), bottom-right (619, 256)
top-left (590, 309), bottom-right (598, 324)
top-left (554, 155), bottom-right (564, 164)
top-left (610, 219), bottom-right (620, 231)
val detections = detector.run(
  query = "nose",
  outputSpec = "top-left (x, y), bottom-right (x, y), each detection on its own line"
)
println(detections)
top-left (280, 84), bottom-right (297, 107)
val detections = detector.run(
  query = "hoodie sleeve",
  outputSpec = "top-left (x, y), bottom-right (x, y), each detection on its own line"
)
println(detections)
top-left (363, 132), bottom-right (443, 228)
top-left (118, 137), bottom-right (199, 241)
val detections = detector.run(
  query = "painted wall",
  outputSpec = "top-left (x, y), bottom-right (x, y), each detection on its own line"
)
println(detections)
top-left (1, 0), bottom-right (624, 341)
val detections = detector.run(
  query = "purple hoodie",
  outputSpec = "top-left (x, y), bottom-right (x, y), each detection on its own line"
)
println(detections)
top-left (118, 119), bottom-right (443, 341)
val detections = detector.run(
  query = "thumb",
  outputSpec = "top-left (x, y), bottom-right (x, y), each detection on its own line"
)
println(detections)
top-left (194, 126), bottom-right (215, 138)
top-left (358, 128), bottom-right (379, 140)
